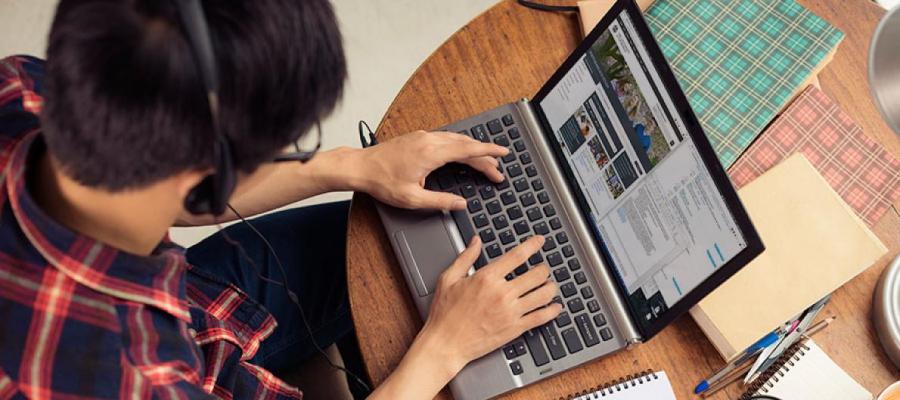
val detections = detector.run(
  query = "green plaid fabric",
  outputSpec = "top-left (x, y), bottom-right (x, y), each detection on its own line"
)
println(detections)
top-left (645, 0), bottom-right (843, 167)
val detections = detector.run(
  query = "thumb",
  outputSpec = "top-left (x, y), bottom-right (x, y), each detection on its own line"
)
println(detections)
top-left (412, 188), bottom-right (468, 211)
top-left (444, 236), bottom-right (482, 282)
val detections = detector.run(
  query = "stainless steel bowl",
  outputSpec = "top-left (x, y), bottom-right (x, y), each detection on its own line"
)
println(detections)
top-left (869, 5), bottom-right (900, 135)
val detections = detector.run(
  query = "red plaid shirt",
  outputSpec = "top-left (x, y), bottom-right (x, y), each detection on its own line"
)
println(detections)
top-left (0, 56), bottom-right (302, 399)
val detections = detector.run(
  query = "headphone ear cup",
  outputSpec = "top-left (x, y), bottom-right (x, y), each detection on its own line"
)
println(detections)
top-left (184, 137), bottom-right (236, 216)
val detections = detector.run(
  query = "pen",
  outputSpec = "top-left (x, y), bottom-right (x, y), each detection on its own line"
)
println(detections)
top-left (743, 316), bottom-right (837, 384)
top-left (693, 331), bottom-right (781, 394)
top-left (699, 360), bottom-right (755, 398)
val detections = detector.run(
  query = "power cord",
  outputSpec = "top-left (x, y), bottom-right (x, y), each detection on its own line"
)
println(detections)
top-left (214, 205), bottom-right (372, 395)
top-left (516, 0), bottom-right (579, 13)
top-left (358, 120), bottom-right (378, 148)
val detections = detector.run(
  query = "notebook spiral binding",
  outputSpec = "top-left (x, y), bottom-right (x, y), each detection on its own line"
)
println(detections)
top-left (558, 370), bottom-right (658, 399)
top-left (739, 341), bottom-right (812, 400)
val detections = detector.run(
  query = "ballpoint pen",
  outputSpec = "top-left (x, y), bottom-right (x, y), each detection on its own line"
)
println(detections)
top-left (693, 330), bottom-right (781, 394)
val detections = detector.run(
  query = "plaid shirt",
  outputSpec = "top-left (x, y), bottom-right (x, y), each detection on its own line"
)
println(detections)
top-left (0, 56), bottom-right (302, 400)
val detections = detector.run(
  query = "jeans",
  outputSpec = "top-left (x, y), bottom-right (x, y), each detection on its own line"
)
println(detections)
top-left (185, 201), bottom-right (353, 375)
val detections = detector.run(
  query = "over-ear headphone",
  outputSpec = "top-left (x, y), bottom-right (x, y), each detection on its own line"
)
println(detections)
top-left (173, 0), bottom-right (236, 216)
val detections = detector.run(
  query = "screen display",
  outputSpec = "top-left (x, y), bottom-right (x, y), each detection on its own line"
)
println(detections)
top-left (537, 11), bottom-right (747, 329)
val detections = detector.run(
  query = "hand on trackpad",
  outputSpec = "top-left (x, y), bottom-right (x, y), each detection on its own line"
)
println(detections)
top-left (394, 221), bottom-right (460, 297)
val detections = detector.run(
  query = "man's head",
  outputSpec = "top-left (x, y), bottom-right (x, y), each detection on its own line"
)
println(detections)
top-left (41, 0), bottom-right (346, 192)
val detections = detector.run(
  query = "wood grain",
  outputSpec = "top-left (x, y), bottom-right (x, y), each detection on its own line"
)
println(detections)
top-left (346, 0), bottom-right (900, 398)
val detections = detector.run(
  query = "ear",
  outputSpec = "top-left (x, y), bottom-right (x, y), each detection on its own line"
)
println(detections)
top-left (175, 169), bottom-right (211, 200)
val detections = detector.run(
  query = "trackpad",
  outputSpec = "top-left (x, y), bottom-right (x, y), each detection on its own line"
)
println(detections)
top-left (394, 220), bottom-right (460, 297)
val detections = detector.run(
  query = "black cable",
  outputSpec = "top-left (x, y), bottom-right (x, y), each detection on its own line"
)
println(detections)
top-left (358, 120), bottom-right (378, 148)
top-left (215, 205), bottom-right (372, 395)
top-left (748, 396), bottom-right (783, 400)
top-left (516, 0), bottom-right (579, 13)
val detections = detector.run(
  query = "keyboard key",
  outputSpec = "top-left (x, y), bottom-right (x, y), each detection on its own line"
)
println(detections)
top-left (479, 186), bottom-right (496, 199)
top-left (550, 217), bottom-right (562, 230)
top-left (556, 231), bottom-right (569, 244)
top-left (503, 345), bottom-right (518, 360)
top-left (499, 230), bottom-right (515, 245)
top-left (479, 228), bottom-right (495, 243)
top-left (496, 179), bottom-right (510, 190)
top-left (524, 330), bottom-right (550, 367)
top-left (587, 299), bottom-right (600, 313)
top-left (547, 251), bottom-right (563, 266)
top-left (574, 271), bottom-right (586, 284)
top-left (502, 152), bottom-right (516, 163)
top-left (560, 282), bottom-right (577, 298)
top-left (492, 215), bottom-right (509, 230)
top-left (502, 114), bottom-right (514, 126)
top-left (508, 206), bottom-right (524, 220)
top-left (510, 360), bottom-right (524, 375)
top-left (561, 327), bottom-right (583, 354)
top-left (519, 153), bottom-right (532, 165)
top-left (500, 191), bottom-right (516, 205)
top-left (486, 243), bottom-right (502, 258)
top-left (600, 327), bottom-right (613, 341)
top-left (528, 252), bottom-right (543, 266)
top-left (538, 192), bottom-right (550, 204)
top-left (514, 140), bottom-right (526, 152)
top-left (514, 341), bottom-right (527, 355)
top-left (437, 173), bottom-right (455, 189)
top-left (472, 125), bottom-right (489, 142)
top-left (527, 207), bottom-right (542, 222)
top-left (507, 164), bottom-right (523, 178)
top-left (531, 179), bottom-right (544, 191)
top-left (508, 126), bottom-right (520, 138)
top-left (552, 296), bottom-right (563, 307)
top-left (475, 252), bottom-right (488, 270)
top-left (468, 199), bottom-right (483, 213)
top-left (553, 268), bottom-right (571, 282)
top-left (534, 222), bottom-right (550, 235)
top-left (568, 259), bottom-right (582, 271)
top-left (486, 200), bottom-right (502, 214)
top-left (542, 236), bottom-right (557, 251)
top-left (575, 313), bottom-right (600, 347)
top-left (505, 273), bottom-right (515, 281)
top-left (567, 298), bottom-right (584, 313)
top-left (539, 324), bottom-right (567, 360)
top-left (556, 312), bottom-right (572, 328)
top-left (473, 213), bottom-right (488, 228)
top-left (561, 244), bottom-right (573, 257)
top-left (455, 168), bottom-right (472, 184)
top-left (543, 204), bottom-right (556, 217)
top-left (514, 264), bottom-right (529, 276)
top-left (594, 313), bottom-right (607, 327)
top-left (487, 119), bottom-right (503, 134)
top-left (493, 135), bottom-right (510, 147)
top-left (514, 220), bottom-right (529, 235)
top-left (520, 193), bottom-right (536, 207)
top-left (581, 286), bottom-right (594, 299)
top-left (525, 165), bottom-right (538, 177)
top-left (513, 178), bottom-right (529, 192)
top-left (461, 184), bottom-right (477, 198)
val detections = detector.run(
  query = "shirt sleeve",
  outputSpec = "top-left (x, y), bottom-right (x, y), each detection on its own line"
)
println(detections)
top-left (0, 56), bottom-right (45, 147)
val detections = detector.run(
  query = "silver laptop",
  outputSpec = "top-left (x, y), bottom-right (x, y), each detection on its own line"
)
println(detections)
top-left (376, 1), bottom-right (764, 398)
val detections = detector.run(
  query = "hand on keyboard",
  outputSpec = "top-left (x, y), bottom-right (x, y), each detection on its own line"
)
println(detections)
top-left (419, 235), bottom-right (562, 376)
top-left (356, 130), bottom-right (508, 210)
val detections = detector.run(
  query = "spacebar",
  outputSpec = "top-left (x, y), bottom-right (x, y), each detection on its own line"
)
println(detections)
top-left (450, 210), bottom-right (487, 269)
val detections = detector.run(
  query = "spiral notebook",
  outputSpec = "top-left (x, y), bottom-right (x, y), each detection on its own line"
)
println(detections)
top-left (740, 339), bottom-right (872, 400)
top-left (563, 371), bottom-right (676, 400)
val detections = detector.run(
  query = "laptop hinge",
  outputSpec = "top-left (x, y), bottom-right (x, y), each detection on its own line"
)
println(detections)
top-left (514, 99), bottom-right (643, 345)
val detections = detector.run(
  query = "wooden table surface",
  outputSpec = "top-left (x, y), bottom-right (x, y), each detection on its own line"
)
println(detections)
top-left (345, 0), bottom-right (900, 398)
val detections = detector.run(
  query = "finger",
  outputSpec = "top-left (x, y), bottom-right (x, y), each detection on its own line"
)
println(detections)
top-left (511, 263), bottom-right (552, 296)
top-left (484, 236), bottom-right (545, 277)
top-left (441, 139), bottom-right (509, 162)
top-left (462, 156), bottom-right (505, 182)
top-left (517, 281), bottom-right (559, 313)
top-left (408, 188), bottom-right (468, 211)
top-left (443, 236), bottom-right (481, 283)
top-left (520, 303), bottom-right (564, 330)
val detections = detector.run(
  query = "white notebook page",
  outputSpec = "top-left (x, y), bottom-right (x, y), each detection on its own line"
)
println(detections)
top-left (754, 340), bottom-right (871, 400)
top-left (574, 371), bottom-right (675, 400)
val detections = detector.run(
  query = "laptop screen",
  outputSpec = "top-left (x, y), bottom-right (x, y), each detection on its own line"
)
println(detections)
top-left (533, 3), bottom-right (755, 335)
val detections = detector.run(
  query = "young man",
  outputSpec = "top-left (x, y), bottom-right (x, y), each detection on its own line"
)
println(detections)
top-left (0, 0), bottom-right (561, 399)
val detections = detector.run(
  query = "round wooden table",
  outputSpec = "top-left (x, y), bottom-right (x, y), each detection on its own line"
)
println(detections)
top-left (346, 1), bottom-right (900, 398)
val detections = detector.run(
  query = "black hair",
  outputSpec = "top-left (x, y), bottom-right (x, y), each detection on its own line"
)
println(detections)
top-left (41, 0), bottom-right (346, 190)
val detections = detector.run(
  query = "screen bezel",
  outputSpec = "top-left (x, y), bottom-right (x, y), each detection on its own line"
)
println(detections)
top-left (530, 0), bottom-right (764, 340)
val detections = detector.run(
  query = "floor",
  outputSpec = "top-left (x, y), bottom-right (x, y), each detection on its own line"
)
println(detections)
top-left (0, 0), bottom-right (496, 247)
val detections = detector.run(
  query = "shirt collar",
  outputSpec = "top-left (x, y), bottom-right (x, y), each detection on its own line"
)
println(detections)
top-left (4, 132), bottom-right (191, 322)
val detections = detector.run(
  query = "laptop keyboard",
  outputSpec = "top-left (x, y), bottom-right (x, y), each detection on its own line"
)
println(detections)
top-left (425, 113), bottom-right (614, 375)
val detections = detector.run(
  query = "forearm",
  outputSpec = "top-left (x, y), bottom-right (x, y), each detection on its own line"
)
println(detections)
top-left (177, 146), bottom-right (370, 226)
top-left (369, 326), bottom-right (464, 399)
